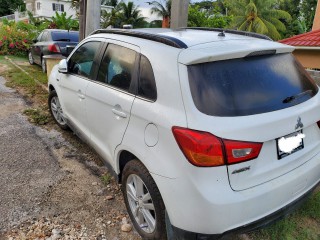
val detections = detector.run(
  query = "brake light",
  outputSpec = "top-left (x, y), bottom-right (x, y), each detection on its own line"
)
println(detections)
top-left (48, 44), bottom-right (60, 53)
top-left (317, 121), bottom-right (320, 128)
top-left (172, 127), bottom-right (224, 167)
top-left (172, 127), bottom-right (263, 167)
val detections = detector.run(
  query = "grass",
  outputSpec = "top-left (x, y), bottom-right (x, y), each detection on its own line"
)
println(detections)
top-left (1, 55), bottom-right (50, 125)
top-left (23, 108), bottom-right (50, 125)
top-left (100, 173), bottom-right (112, 186)
top-left (249, 189), bottom-right (320, 240)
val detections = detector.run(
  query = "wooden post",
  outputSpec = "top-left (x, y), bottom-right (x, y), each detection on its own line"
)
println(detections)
top-left (312, 0), bottom-right (320, 31)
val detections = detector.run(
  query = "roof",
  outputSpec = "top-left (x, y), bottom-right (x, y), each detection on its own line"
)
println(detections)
top-left (91, 28), bottom-right (272, 49)
top-left (279, 29), bottom-right (320, 47)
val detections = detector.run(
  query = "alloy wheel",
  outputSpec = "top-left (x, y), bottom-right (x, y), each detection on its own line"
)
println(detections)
top-left (50, 96), bottom-right (66, 126)
top-left (126, 174), bottom-right (156, 233)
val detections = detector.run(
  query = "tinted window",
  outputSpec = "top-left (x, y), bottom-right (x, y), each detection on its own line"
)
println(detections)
top-left (52, 32), bottom-right (79, 42)
top-left (138, 55), bottom-right (157, 101)
top-left (97, 44), bottom-right (136, 92)
top-left (68, 41), bottom-right (100, 78)
top-left (188, 53), bottom-right (318, 117)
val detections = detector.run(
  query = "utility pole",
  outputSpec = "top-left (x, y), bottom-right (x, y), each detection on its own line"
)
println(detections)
top-left (85, 0), bottom-right (101, 36)
top-left (79, 0), bottom-right (86, 41)
top-left (170, 0), bottom-right (189, 29)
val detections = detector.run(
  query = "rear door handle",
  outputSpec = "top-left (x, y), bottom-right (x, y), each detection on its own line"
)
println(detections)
top-left (112, 106), bottom-right (127, 118)
top-left (77, 90), bottom-right (85, 99)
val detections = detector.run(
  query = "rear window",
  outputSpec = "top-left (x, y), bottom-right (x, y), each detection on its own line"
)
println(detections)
top-left (51, 31), bottom-right (79, 42)
top-left (188, 53), bottom-right (318, 117)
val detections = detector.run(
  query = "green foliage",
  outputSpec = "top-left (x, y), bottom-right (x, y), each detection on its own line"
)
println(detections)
top-left (49, 12), bottom-right (79, 30)
top-left (0, 0), bottom-right (25, 17)
top-left (300, 0), bottom-right (317, 32)
top-left (117, 2), bottom-right (146, 28)
top-left (149, 0), bottom-right (171, 19)
top-left (100, 172), bottom-right (112, 185)
top-left (24, 108), bottom-right (50, 125)
top-left (225, 0), bottom-right (292, 40)
top-left (188, 5), bottom-right (232, 28)
top-left (0, 21), bottom-right (36, 56)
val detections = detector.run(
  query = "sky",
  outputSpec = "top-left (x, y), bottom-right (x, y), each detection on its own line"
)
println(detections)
top-left (129, 0), bottom-right (204, 21)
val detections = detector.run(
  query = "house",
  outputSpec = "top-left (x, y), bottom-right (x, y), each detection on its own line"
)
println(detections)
top-left (24, 0), bottom-right (77, 19)
top-left (279, 0), bottom-right (320, 72)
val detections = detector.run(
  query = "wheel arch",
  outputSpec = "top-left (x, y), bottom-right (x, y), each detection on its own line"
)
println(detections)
top-left (48, 84), bottom-right (55, 93)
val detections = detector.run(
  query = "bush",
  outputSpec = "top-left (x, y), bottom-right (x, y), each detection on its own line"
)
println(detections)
top-left (0, 20), bottom-right (37, 56)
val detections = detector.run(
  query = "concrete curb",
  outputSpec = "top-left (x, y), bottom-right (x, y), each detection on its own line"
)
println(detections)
top-left (5, 56), bottom-right (48, 92)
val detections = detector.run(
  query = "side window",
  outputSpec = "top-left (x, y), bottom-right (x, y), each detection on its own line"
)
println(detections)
top-left (40, 32), bottom-right (49, 42)
top-left (138, 55), bottom-right (157, 101)
top-left (97, 44), bottom-right (136, 92)
top-left (68, 41), bottom-right (100, 78)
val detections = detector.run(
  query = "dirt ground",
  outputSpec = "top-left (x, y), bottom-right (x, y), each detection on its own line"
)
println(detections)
top-left (0, 64), bottom-right (141, 239)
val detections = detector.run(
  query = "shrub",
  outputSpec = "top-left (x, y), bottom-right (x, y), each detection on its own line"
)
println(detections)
top-left (0, 20), bottom-right (37, 56)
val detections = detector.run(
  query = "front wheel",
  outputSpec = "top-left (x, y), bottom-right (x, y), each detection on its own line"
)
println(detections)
top-left (122, 160), bottom-right (167, 240)
top-left (48, 90), bottom-right (68, 130)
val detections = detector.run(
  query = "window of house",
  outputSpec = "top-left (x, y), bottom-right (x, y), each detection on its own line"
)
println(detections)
top-left (52, 3), bottom-right (64, 12)
top-left (36, 2), bottom-right (41, 10)
top-left (68, 41), bottom-right (101, 78)
top-left (97, 44), bottom-right (137, 92)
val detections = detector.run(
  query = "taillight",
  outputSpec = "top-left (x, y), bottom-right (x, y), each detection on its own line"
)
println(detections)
top-left (223, 139), bottom-right (262, 164)
top-left (317, 121), bottom-right (320, 128)
top-left (172, 127), bottom-right (224, 167)
top-left (48, 44), bottom-right (60, 53)
top-left (172, 127), bottom-right (262, 167)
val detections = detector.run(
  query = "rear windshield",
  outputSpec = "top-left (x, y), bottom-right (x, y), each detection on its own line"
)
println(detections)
top-left (51, 31), bottom-right (79, 42)
top-left (188, 53), bottom-right (318, 117)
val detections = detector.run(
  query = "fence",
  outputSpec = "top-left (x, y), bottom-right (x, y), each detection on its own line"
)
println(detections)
top-left (0, 11), bottom-right (27, 22)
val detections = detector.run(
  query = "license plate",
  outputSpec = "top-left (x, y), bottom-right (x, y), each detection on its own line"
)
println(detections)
top-left (276, 130), bottom-right (304, 160)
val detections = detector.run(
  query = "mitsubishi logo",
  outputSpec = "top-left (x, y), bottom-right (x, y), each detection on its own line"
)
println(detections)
top-left (295, 116), bottom-right (303, 130)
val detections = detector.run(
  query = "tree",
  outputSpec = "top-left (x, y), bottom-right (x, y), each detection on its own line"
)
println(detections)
top-left (300, 0), bottom-right (317, 32)
top-left (0, 0), bottom-right (25, 17)
top-left (118, 2), bottom-right (146, 28)
top-left (226, 0), bottom-right (291, 40)
top-left (148, 0), bottom-right (171, 28)
top-left (49, 12), bottom-right (79, 30)
top-left (188, 5), bottom-right (232, 28)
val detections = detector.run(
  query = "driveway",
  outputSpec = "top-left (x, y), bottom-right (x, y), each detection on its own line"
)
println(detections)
top-left (0, 76), bottom-right (140, 239)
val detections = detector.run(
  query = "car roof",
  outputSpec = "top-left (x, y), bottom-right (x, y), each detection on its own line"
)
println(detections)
top-left (44, 29), bottom-right (79, 33)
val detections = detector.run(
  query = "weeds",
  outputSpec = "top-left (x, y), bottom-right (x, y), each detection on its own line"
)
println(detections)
top-left (23, 108), bottom-right (50, 125)
top-left (100, 173), bottom-right (112, 186)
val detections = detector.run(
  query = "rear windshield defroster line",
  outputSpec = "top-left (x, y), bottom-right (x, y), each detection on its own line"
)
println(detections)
top-left (187, 53), bottom-right (318, 117)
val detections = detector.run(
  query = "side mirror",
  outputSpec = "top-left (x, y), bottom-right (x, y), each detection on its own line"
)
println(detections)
top-left (32, 39), bottom-right (38, 43)
top-left (58, 59), bottom-right (68, 74)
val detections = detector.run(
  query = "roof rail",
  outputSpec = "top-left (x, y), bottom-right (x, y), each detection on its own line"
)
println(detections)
top-left (182, 27), bottom-right (272, 41)
top-left (90, 29), bottom-right (188, 49)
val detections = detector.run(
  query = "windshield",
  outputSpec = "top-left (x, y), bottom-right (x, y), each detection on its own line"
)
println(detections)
top-left (51, 32), bottom-right (79, 42)
top-left (187, 53), bottom-right (318, 117)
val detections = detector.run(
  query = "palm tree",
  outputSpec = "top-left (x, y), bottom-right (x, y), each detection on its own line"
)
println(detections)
top-left (226, 0), bottom-right (291, 40)
top-left (118, 2), bottom-right (146, 28)
top-left (148, 0), bottom-right (171, 28)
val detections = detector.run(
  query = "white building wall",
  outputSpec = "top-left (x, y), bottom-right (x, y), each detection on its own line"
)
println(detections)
top-left (34, 0), bottom-right (77, 19)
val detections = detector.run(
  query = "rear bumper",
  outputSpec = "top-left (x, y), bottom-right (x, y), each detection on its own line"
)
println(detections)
top-left (170, 182), bottom-right (318, 240)
top-left (152, 151), bottom-right (320, 235)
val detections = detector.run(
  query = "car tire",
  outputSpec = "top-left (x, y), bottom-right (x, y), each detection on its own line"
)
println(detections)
top-left (48, 90), bottom-right (68, 130)
top-left (122, 160), bottom-right (167, 240)
top-left (41, 57), bottom-right (47, 73)
top-left (28, 51), bottom-right (34, 65)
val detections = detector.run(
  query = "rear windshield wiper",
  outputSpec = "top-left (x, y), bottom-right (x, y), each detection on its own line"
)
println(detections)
top-left (283, 90), bottom-right (313, 104)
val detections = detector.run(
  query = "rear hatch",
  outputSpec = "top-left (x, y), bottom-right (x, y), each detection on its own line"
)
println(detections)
top-left (52, 31), bottom-right (79, 56)
top-left (179, 44), bottom-right (320, 191)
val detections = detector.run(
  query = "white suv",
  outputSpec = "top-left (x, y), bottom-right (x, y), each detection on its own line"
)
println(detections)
top-left (48, 28), bottom-right (320, 239)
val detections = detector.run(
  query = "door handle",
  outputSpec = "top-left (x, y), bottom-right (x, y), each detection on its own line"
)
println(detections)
top-left (112, 107), bottom-right (127, 118)
top-left (77, 90), bottom-right (85, 99)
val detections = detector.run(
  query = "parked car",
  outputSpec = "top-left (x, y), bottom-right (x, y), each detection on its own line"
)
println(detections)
top-left (48, 28), bottom-right (320, 240)
top-left (28, 29), bottom-right (79, 73)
